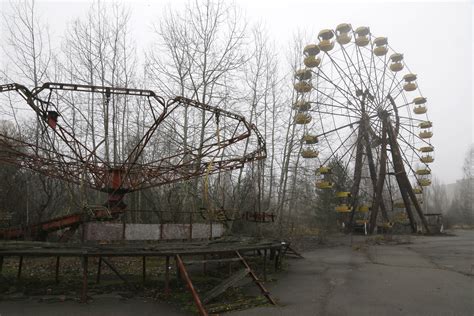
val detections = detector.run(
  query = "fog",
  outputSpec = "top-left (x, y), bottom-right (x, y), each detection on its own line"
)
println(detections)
top-left (1, 0), bottom-right (472, 183)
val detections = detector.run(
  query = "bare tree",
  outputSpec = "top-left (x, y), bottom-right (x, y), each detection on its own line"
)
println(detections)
top-left (147, 0), bottom-right (248, 213)
top-left (274, 31), bottom-right (309, 233)
top-left (1, 0), bottom-right (51, 87)
top-left (0, 0), bottom-right (66, 234)
top-left (425, 176), bottom-right (449, 215)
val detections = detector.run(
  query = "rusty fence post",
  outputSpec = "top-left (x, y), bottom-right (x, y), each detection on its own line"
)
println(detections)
top-left (55, 256), bottom-right (60, 284)
top-left (165, 256), bottom-right (170, 296)
top-left (96, 256), bottom-right (102, 284)
top-left (81, 256), bottom-right (88, 303)
top-left (142, 256), bottom-right (146, 285)
top-left (274, 249), bottom-right (279, 272)
top-left (17, 256), bottom-right (23, 280)
top-left (202, 254), bottom-right (207, 274)
top-left (122, 218), bottom-right (126, 240)
top-left (263, 249), bottom-right (267, 281)
top-left (189, 212), bottom-right (193, 241)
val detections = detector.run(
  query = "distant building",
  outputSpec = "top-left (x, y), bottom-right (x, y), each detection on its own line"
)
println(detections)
top-left (445, 178), bottom-right (473, 204)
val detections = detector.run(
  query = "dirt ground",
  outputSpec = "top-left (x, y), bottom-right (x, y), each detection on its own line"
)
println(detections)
top-left (1, 230), bottom-right (473, 316)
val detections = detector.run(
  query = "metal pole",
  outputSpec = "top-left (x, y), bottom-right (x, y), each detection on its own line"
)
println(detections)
top-left (142, 256), bottom-right (146, 285)
top-left (96, 256), bottom-right (102, 284)
top-left (274, 250), bottom-right (279, 272)
top-left (165, 256), bottom-right (170, 296)
top-left (203, 254), bottom-right (207, 274)
top-left (189, 212), bottom-right (193, 241)
top-left (263, 249), bottom-right (267, 281)
top-left (17, 256), bottom-right (23, 280)
top-left (81, 256), bottom-right (88, 303)
top-left (175, 254), bottom-right (208, 316)
top-left (55, 256), bottom-right (60, 284)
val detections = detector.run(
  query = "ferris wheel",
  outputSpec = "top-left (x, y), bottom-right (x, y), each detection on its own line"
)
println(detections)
top-left (293, 24), bottom-right (434, 233)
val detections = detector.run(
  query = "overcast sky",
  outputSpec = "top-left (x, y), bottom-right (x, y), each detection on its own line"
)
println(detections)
top-left (1, 0), bottom-right (472, 184)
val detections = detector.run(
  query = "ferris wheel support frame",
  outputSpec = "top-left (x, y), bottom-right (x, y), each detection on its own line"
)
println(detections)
top-left (359, 112), bottom-right (431, 234)
top-left (347, 114), bottom-right (365, 226)
top-left (345, 108), bottom-right (431, 234)
top-left (367, 117), bottom-right (389, 231)
top-left (364, 124), bottom-right (389, 222)
top-left (385, 116), bottom-right (430, 233)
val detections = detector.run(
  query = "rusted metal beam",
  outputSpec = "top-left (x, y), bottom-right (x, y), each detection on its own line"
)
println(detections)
top-left (386, 118), bottom-right (430, 233)
top-left (405, 185), bottom-right (431, 233)
top-left (348, 128), bottom-right (365, 228)
top-left (185, 257), bottom-right (241, 265)
top-left (0, 82), bottom-right (266, 196)
top-left (175, 254), bottom-right (208, 316)
top-left (0, 207), bottom-right (123, 240)
top-left (364, 126), bottom-right (389, 225)
top-left (235, 251), bottom-right (276, 305)
top-left (369, 122), bottom-right (388, 233)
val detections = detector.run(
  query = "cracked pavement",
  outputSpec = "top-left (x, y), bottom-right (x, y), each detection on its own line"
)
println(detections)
top-left (230, 230), bottom-right (474, 316)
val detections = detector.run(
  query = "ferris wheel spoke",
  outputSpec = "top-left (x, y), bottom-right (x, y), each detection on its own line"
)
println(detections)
top-left (341, 45), bottom-right (382, 113)
top-left (385, 100), bottom-right (414, 112)
top-left (382, 61), bottom-right (402, 98)
top-left (322, 53), bottom-right (363, 105)
top-left (398, 123), bottom-right (432, 147)
top-left (308, 108), bottom-right (361, 120)
top-left (354, 45), bottom-right (379, 108)
top-left (342, 141), bottom-right (361, 181)
top-left (395, 132), bottom-right (427, 174)
top-left (312, 86), bottom-right (361, 116)
top-left (368, 118), bottom-right (383, 142)
top-left (397, 115), bottom-right (427, 123)
top-left (398, 122), bottom-right (418, 129)
top-left (367, 39), bottom-right (382, 106)
top-left (315, 69), bottom-right (361, 113)
top-left (384, 155), bottom-right (396, 207)
top-left (314, 100), bottom-right (355, 112)
top-left (340, 44), bottom-right (371, 96)
top-left (374, 53), bottom-right (390, 105)
top-left (321, 125), bottom-right (359, 167)
top-left (314, 118), bottom-right (362, 140)
top-left (393, 137), bottom-right (419, 179)
top-left (386, 79), bottom-right (406, 102)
